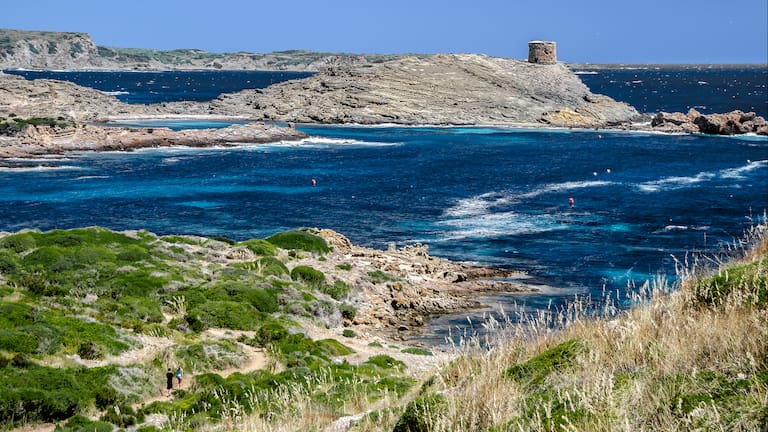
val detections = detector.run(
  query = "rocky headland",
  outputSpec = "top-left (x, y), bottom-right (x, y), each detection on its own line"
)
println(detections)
top-left (197, 53), bottom-right (641, 127)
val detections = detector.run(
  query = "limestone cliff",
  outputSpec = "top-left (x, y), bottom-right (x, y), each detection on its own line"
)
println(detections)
top-left (202, 54), bottom-right (640, 127)
top-left (0, 29), bottom-right (102, 70)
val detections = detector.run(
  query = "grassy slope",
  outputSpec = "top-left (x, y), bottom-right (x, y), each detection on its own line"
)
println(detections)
top-left (348, 225), bottom-right (767, 432)
top-left (0, 227), bottom-right (421, 431)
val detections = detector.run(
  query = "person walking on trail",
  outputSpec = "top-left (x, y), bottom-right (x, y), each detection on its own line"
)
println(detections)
top-left (165, 368), bottom-right (174, 396)
top-left (175, 366), bottom-right (183, 387)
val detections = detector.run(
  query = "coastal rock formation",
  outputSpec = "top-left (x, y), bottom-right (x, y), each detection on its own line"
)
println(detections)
top-left (203, 54), bottom-right (640, 127)
top-left (0, 71), bottom-right (158, 121)
top-left (293, 229), bottom-right (536, 338)
top-left (0, 122), bottom-right (306, 158)
top-left (651, 109), bottom-right (768, 136)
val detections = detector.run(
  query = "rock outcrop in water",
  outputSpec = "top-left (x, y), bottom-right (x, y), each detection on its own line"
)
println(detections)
top-left (199, 54), bottom-right (640, 127)
top-left (651, 109), bottom-right (768, 136)
top-left (0, 122), bottom-right (307, 159)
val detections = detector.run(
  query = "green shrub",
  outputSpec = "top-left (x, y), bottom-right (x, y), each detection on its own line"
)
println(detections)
top-left (116, 245), bottom-right (151, 262)
top-left (256, 256), bottom-right (289, 277)
top-left (401, 347), bottom-right (433, 356)
top-left (266, 230), bottom-right (330, 253)
top-left (365, 355), bottom-right (405, 371)
top-left (0, 232), bottom-right (36, 252)
top-left (316, 339), bottom-right (355, 356)
top-left (210, 235), bottom-right (236, 245)
top-left (187, 301), bottom-right (264, 331)
top-left (254, 322), bottom-right (290, 346)
top-left (240, 239), bottom-right (277, 256)
top-left (94, 386), bottom-right (119, 410)
top-left (504, 339), bottom-right (584, 387)
top-left (335, 263), bottom-right (352, 271)
top-left (22, 246), bottom-right (64, 269)
top-left (342, 329), bottom-right (356, 338)
top-left (290, 265), bottom-right (326, 288)
top-left (57, 414), bottom-right (114, 432)
top-left (243, 288), bottom-right (279, 313)
top-left (393, 393), bottom-right (447, 432)
top-left (367, 270), bottom-right (396, 284)
top-left (0, 250), bottom-right (18, 273)
top-left (339, 303), bottom-right (357, 320)
top-left (323, 279), bottom-right (350, 300)
top-left (0, 330), bottom-right (39, 353)
top-left (117, 296), bottom-right (164, 323)
top-left (694, 258), bottom-right (767, 306)
top-left (175, 340), bottom-right (244, 370)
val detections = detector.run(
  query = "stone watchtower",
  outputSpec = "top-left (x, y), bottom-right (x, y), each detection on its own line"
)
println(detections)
top-left (528, 41), bottom-right (557, 64)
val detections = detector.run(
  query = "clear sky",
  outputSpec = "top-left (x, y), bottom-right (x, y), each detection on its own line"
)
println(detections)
top-left (2, 0), bottom-right (767, 64)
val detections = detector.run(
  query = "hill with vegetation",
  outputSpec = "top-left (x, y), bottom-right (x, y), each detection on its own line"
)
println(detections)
top-left (0, 28), bottom-right (406, 71)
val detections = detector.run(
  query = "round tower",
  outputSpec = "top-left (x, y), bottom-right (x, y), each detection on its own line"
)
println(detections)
top-left (528, 41), bottom-right (557, 64)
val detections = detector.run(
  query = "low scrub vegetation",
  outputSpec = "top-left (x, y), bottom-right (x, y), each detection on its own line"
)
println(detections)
top-left (1, 224), bottom-right (765, 431)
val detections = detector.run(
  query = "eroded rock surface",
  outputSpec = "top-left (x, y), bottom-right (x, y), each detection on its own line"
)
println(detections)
top-left (201, 54), bottom-right (640, 127)
top-left (0, 122), bottom-right (306, 158)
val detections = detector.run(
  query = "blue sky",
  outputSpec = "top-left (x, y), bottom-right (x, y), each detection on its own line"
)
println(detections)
top-left (2, 0), bottom-right (767, 63)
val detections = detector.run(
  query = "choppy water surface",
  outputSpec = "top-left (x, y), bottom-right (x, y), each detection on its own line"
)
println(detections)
top-left (1, 126), bottom-right (766, 344)
top-left (1, 67), bottom-right (767, 344)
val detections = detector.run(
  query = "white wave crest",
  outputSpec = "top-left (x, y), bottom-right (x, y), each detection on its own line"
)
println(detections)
top-left (720, 159), bottom-right (768, 179)
top-left (638, 160), bottom-right (768, 192)
top-left (573, 71), bottom-right (599, 75)
top-left (444, 180), bottom-right (615, 218)
top-left (0, 165), bottom-right (85, 172)
top-left (519, 180), bottom-right (617, 199)
top-left (444, 192), bottom-right (512, 217)
top-left (436, 211), bottom-right (568, 240)
top-left (297, 137), bottom-right (399, 147)
top-left (637, 172), bottom-right (715, 192)
top-left (101, 90), bottom-right (130, 96)
top-left (74, 175), bottom-right (110, 180)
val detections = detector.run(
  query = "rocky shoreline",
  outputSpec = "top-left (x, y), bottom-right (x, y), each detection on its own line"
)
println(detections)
top-left (298, 229), bottom-right (536, 340)
top-left (0, 122), bottom-right (306, 159)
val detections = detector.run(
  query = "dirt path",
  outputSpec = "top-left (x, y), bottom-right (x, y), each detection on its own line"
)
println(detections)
top-left (135, 331), bottom-right (268, 408)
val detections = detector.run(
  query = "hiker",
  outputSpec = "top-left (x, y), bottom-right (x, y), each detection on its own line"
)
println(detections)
top-left (165, 368), bottom-right (174, 395)
top-left (175, 366), bottom-right (183, 386)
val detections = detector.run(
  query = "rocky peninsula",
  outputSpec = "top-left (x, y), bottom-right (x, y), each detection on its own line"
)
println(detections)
top-left (194, 53), bottom-right (641, 127)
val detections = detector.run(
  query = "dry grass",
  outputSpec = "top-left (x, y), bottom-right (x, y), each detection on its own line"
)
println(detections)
top-left (353, 223), bottom-right (768, 432)
top-left (184, 224), bottom-right (768, 431)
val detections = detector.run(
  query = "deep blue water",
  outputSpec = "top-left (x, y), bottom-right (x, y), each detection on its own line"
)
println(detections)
top-left (2, 70), bottom-right (313, 104)
top-left (575, 66), bottom-right (767, 118)
top-left (1, 68), bottom-right (767, 343)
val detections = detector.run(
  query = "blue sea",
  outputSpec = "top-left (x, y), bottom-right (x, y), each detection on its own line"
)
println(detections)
top-left (2, 67), bottom-right (767, 343)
